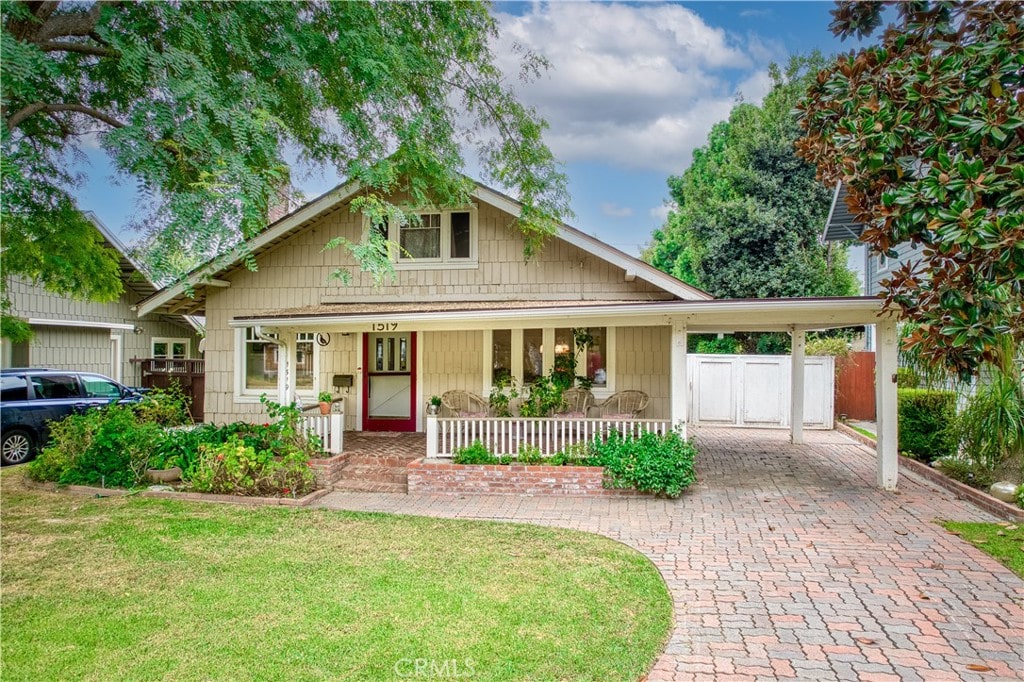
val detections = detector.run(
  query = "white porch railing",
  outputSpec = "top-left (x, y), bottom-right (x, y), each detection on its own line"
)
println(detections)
top-left (301, 413), bottom-right (344, 455)
top-left (426, 415), bottom-right (672, 458)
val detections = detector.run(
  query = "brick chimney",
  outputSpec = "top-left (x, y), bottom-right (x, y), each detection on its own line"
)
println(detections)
top-left (267, 171), bottom-right (293, 225)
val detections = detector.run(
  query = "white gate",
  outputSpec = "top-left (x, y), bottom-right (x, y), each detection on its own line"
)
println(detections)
top-left (688, 354), bottom-right (834, 429)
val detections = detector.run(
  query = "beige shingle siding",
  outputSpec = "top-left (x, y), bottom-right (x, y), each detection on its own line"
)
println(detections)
top-left (204, 196), bottom-right (674, 426)
top-left (6, 276), bottom-right (198, 385)
top-left (614, 326), bottom-right (670, 420)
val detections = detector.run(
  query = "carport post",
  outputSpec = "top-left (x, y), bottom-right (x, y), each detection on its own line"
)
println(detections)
top-left (790, 327), bottom-right (805, 444)
top-left (875, 319), bottom-right (899, 490)
top-left (670, 318), bottom-right (688, 437)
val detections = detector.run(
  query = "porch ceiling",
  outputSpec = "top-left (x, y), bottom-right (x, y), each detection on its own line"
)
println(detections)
top-left (230, 296), bottom-right (893, 333)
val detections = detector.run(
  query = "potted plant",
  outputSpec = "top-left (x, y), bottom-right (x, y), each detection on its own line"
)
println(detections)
top-left (317, 391), bottom-right (333, 415)
top-left (145, 450), bottom-right (182, 484)
top-left (427, 395), bottom-right (442, 415)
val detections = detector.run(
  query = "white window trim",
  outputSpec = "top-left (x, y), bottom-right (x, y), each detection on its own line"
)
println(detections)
top-left (151, 337), bottom-right (190, 359)
top-left (234, 329), bottom-right (320, 404)
top-left (364, 206), bottom-right (478, 270)
top-left (483, 327), bottom-right (616, 398)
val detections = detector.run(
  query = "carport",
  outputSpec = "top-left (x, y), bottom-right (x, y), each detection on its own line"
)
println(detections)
top-left (658, 297), bottom-right (899, 490)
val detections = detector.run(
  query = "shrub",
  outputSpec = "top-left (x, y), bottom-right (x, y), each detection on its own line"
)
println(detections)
top-left (755, 332), bottom-right (790, 355)
top-left (135, 383), bottom-right (192, 426)
top-left (896, 367), bottom-right (921, 389)
top-left (898, 389), bottom-right (957, 463)
top-left (805, 336), bottom-right (851, 358)
top-left (516, 444), bottom-right (544, 464)
top-left (954, 367), bottom-right (1024, 473)
top-left (452, 440), bottom-right (497, 465)
top-left (694, 335), bottom-right (740, 354)
top-left (28, 405), bottom-right (160, 488)
top-left (590, 430), bottom-right (697, 498)
top-left (518, 375), bottom-right (566, 417)
top-left (189, 436), bottom-right (314, 497)
top-left (935, 456), bottom-right (995, 490)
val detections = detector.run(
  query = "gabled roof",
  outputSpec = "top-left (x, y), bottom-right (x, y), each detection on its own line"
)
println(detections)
top-left (137, 178), bottom-right (711, 317)
top-left (822, 183), bottom-right (865, 242)
top-left (89, 214), bottom-right (202, 332)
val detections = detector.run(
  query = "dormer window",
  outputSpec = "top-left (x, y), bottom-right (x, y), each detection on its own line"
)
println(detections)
top-left (373, 207), bottom-right (477, 269)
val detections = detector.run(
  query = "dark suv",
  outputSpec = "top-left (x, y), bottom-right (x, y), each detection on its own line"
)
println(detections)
top-left (0, 369), bottom-right (142, 465)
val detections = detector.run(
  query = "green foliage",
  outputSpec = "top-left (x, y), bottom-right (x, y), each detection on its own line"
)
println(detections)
top-left (755, 333), bottom-right (790, 355)
top-left (1, 1), bottom-right (569, 302)
top-left (150, 423), bottom-right (232, 478)
top-left (189, 435), bottom-right (314, 497)
top-left (897, 389), bottom-right (957, 463)
top-left (259, 394), bottom-right (322, 457)
top-left (954, 361), bottom-right (1024, 474)
top-left (452, 441), bottom-right (498, 465)
top-left (27, 405), bottom-right (160, 488)
top-left (317, 391), bottom-right (332, 404)
top-left (516, 445), bottom-right (544, 465)
top-left (518, 375), bottom-right (567, 417)
top-left (488, 377), bottom-right (517, 417)
top-left (135, 383), bottom-right (191, 427)
top-left (589, 430), bottom-right (697, 498)
top-left (429, 395), bottom-right (442, 408)
top-left (804, 336), bottom-right (851, 359)
top-left (645, 54), bottom-right (858, 300)
top-left (934, 456), bottom-right (995, 492)
top-left (896, 368), bottom-right (921, 389)
top-left (694, 336), bottom-right (741, 355)
top-left (796, 2), bottom-right (1023, 377)
top-left (1017, 485), bottom-right (1024, 510)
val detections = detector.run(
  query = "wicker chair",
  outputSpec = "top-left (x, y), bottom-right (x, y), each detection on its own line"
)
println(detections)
top-left (554, 388), bottom-right (594, 418)
top-left (440, 390), bottom-right (490, 417)
top-left (596, 390), bottom-right (649, 419)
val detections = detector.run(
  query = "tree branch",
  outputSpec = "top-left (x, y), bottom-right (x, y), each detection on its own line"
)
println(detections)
top-left (35, 0), bottom-right (120, 42)
top-left (6, 102), bottom-right (125, 132)
top-left (36, 40), bottom-right (118, 57)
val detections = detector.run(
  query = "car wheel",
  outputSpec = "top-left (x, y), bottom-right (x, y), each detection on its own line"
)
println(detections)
top-left (1, 429), bottom-right (34, 465)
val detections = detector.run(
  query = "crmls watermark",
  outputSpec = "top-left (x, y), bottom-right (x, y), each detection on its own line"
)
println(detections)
top-left (393, 658), bottom-right (476, 678)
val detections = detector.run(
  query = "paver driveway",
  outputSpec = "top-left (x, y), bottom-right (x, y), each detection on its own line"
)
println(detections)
top-left (318, 427), bottom-right (1024, 681)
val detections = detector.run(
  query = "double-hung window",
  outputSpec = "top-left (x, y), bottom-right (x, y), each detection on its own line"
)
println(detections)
top-left (236, 328), bottom-right (319, 402)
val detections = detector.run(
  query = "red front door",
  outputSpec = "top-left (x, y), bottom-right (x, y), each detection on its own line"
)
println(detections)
top-left (362, 332), bottom-right (417, 432)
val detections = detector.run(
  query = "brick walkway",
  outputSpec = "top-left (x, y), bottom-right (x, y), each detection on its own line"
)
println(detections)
top-left (318, 427), bottom-right (1024, 681)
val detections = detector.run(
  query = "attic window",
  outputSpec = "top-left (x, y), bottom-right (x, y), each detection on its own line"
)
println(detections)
top-left (374, 208), bottom-right (476, 269)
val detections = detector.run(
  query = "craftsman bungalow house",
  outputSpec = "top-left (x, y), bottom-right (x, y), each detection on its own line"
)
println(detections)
top-left (137, 179), bottom-right (903, 489)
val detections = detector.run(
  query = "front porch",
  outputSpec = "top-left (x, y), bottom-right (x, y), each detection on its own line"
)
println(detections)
top-left (245, 297), bottom-right (902, 489)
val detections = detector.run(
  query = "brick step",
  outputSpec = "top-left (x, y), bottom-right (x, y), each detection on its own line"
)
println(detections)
top-left (331, 478), bottom-right (408, 494)
top-left (342, 453), bottom-right (419, 468)
top-left (337, 463), bottom-right (410, 485)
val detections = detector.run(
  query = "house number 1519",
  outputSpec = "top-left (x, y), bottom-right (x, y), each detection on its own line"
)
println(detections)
top-left (371, 322), bottom-right (398, 332)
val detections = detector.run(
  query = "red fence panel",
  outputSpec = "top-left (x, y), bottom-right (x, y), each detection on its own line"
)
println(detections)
top-left (835, 351), bottom-right (875, 421)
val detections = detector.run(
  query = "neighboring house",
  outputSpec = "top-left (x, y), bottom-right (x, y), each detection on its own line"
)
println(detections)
top-left (823, 183), bottom-right (920, 296)
top-left (1, 215), bottom-right (201, 387)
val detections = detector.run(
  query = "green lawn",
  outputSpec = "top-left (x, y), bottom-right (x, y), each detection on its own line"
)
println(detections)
top-left (943, 521), bottom-right (1024, 579)
top-left (0, 470), bottom-right (671, 681)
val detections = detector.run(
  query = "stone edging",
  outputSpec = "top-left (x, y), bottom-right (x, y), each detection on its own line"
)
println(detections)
top-left (835, 423), bottom-right (1024, 521)
top-left (24, 480), bottom-right (330, 507)
top-left (407, 458), bottom-right (643, 497)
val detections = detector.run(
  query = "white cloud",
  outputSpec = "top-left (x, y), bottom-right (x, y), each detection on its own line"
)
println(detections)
top-left (649, 203), bottom-right (673, 223)
top-left (493, 2), bottom-right (776, 173)
top-left (599, 201), bottom-right (634, 218)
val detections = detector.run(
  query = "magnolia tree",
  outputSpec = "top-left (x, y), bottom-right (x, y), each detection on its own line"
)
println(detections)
top-left (796, 1), bottom-right (1023, 378)
top-left (1, 1), bottom-right (569, 339)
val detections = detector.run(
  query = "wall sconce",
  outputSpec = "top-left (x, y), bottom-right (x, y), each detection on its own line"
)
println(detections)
top-left (133, 326), bottom-right (144, 335)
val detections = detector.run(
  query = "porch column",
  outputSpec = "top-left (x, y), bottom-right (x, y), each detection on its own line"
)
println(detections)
top-left (874, 319), bottom-right (899, 490)
top-left (790, 327), bottom-right (805, 444)
top-left (276, 338), bottom-right (291, 406)
top-left (670, 318), bottom-right (688, 437)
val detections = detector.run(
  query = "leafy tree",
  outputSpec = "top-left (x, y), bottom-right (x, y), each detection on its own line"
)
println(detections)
top-left (796, 1), bottom-right (1023, 378)
top-left (646, 55), bottom-right (857, 300)
top-left (1, 1), bottom-right (569, 334)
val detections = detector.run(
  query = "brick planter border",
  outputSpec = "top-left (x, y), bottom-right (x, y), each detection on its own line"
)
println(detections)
top-left (308, 453), bottom-right (348, 487)
top-left (835, 422), bottom-right (1024, 521)
top-left (407, 458), bottom-right (642, 497)
top-left (24, 480), bottom-right (330, 507)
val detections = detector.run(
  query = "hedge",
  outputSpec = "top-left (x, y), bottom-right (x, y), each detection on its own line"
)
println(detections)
top-left (898, 388), bottom-right (957, 463)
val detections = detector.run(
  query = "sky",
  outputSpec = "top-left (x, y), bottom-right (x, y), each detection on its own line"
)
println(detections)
top-left (75, 1), bottom-right (877, 259)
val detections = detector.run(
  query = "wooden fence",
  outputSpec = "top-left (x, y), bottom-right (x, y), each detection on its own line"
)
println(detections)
top-left (835, 351), bottom-right (875, 421)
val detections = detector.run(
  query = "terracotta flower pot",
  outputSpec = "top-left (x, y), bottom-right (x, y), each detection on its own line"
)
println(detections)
top-left (319, 401), bottom-right (331, 415)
